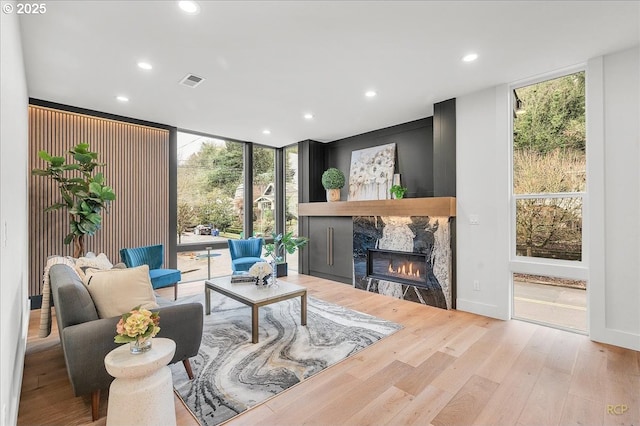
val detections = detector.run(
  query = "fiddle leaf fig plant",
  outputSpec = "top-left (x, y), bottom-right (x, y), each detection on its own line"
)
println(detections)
top-left (32, 143), bottom-right (116, 257)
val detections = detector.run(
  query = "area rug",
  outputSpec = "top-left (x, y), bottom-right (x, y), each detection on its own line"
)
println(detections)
top-left (169, 291), bottom-right (402, 426)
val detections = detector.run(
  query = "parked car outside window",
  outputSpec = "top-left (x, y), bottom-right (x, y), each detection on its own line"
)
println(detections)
top-left (194, 224), bottom-right (212, 235)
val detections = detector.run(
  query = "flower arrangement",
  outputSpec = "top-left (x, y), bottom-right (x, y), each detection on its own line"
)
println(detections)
top-left (248, 262), bottom-right (272, 279)
top-left (114, 306), bottom-right (160, 344)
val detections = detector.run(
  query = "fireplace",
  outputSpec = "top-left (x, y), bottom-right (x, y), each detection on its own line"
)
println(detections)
top-left (366, 249), bottom-right (429, 288)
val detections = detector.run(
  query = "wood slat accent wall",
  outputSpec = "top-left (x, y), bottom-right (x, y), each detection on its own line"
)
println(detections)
top-left (28, 105), bottom-right (170, 298)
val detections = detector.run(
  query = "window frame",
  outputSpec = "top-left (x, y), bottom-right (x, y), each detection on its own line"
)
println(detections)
top-left (508, 64), bottom-right (589, 282)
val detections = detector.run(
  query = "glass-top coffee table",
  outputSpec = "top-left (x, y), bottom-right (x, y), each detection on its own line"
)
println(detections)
top-left (204, 276), bottom-right (307, 343)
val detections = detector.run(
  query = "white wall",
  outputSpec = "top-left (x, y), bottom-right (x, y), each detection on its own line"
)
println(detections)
top-left (0, 3), bottom-right (30, 425)
top-left (456, 46), bottom-right (640, 350)
top-left (588, 47), bottom-right (640, 350)
top-left (455, 84), bottom-right (511, 320)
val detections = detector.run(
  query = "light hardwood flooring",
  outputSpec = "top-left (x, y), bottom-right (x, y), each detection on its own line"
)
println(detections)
top-left (18, 273), bottom-right (640, 425)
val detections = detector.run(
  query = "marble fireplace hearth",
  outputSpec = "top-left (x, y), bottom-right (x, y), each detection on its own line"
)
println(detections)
top-left (353, 215), bottom-right (453, 310)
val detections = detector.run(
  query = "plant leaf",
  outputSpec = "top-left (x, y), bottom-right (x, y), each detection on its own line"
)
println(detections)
top-left (63, 233), bottom-right (74, 245)
top-left (74, 153), bottom-right (93, 164)
top-left (44, 203), bottom-right (67, 213)
top-left (38, 150), bottom-right (52, 162)
top-left (51, 156), bottom-right (66, 167)
top-left (93, 173), bottom-right (104, 184)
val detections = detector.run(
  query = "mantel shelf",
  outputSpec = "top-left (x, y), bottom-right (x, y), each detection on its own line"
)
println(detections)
top-left (298, 197), bottom-right (456, 217)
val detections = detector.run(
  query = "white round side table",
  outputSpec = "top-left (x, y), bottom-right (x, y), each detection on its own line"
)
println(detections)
top-left (104, 337), bottom-right (176, 426)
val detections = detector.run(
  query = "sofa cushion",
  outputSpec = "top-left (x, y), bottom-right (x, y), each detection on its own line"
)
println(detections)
top-left (149, 268), bottom-right (181, 290)
top-left (49, 264), bottom-right (100, 328)
top-left (84, 265), bottom-right (159, 318)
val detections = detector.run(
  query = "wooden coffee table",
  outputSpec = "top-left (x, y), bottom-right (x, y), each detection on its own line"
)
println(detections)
top-left (205, 276), bottom-right (307, 343)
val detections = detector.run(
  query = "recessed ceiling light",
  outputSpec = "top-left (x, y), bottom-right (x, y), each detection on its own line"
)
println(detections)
top-left (116, 95), bottom-right (129, 102)
top-left (462, 53), bottom-right (478, 62)
top-left (178, 1), bottom-right (200, 14)
top-left (303, 113), bottom-right (314, 120)
top-left (262, 129), bottom-right (271, 135)
top-left (137, 61), bottom-right (153, 70)
top-left (365, 90), bottom-right (377, 98)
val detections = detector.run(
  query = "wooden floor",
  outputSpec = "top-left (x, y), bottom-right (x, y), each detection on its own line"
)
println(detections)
top-left (18, 273), bottom-right (640, 425)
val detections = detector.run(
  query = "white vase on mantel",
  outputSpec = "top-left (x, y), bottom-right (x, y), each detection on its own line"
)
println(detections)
top-left (326, 188), bottom-right (341, 202)
top-left (391, 173), bottom-right (401, 199)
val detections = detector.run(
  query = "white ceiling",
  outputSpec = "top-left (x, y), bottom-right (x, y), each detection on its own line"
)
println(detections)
top-left (18, 1), bottom-right (639, 148)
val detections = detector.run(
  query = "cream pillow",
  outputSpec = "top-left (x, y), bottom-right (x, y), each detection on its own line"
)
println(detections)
top-left (76, 252), bottom-right (113, 270)
top-left (83, 265), bottom-right (159, 318)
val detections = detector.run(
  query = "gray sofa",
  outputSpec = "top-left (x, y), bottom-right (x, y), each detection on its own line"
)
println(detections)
top-left (49, 263), bottom-right (203, 421)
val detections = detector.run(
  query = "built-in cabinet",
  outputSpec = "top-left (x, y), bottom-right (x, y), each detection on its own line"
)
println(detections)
top-left (307, 217), bottom-right (353, 284)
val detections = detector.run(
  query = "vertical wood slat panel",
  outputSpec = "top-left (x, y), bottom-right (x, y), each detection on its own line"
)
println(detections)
top-left (28, 105), bottom-right (170, 297)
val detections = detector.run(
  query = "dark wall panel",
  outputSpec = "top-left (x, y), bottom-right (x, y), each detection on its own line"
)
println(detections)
top-left (326, 118), bottom-right (433, 199)
top-left (434, 99), bottom-right (456, 197)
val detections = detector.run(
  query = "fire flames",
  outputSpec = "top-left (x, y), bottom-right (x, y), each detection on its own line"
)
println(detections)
top-left (388, 262), bottom-right (420, 278)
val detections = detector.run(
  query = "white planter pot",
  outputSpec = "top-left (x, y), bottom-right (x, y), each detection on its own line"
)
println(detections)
top-left (326, 188), bottom-right (341, 202)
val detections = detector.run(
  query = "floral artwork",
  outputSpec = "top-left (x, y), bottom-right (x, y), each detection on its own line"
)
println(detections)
top-left (348, 143), bottom-right (396, 201)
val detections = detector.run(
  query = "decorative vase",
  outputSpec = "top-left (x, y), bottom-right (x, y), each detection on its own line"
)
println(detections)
top-left (129, 337), bottom-right (152, 354)
top-left (326, 188), bottom-right (340, 202)
top-left (255, 274), bottom-right (272, 287)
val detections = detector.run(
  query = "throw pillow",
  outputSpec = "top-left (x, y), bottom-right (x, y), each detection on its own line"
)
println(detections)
top-left (76, 252), bottom-right (114, 270)
top-left (83, 265), bottom-right (159, 318)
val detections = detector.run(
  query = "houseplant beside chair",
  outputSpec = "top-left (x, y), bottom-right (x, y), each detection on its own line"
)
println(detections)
top-left (120, 244), bottom-right (182, 299)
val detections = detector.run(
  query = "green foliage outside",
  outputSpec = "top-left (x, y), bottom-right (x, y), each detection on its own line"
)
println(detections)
top-left (177, 138), bottom-right (277, 241)
top-left (513, 72), bottom-right (585, 260)
top-left (514, 72), bottom-right (585, 154)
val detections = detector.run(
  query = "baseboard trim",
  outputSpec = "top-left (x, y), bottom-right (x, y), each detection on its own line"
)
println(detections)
top-left (456, 298), bottom-right (508, 320)
top-left (591, 327), bottom-right (640, 351)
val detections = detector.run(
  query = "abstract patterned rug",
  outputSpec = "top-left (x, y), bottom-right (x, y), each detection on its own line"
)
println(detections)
top-left (169, 291), bottom-right (402, 426)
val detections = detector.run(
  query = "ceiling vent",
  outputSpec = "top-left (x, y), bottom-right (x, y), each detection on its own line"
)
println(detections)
top-left (179, 73), bottom-right (205, 88)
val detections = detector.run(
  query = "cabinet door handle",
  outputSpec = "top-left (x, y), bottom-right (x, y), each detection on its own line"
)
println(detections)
top-left (326, 227), bottom-right (331, 265)
top-left (329, 227), bottom-right (334, 265)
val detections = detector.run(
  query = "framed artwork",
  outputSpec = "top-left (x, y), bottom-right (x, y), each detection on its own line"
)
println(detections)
top-left (348, 143), bottom-right (396, 201)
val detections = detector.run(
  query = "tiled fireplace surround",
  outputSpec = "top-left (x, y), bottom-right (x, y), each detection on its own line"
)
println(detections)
top-left (353, 216), bottom-right (453, 310)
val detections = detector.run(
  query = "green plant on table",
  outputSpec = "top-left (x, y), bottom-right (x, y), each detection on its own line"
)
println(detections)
top-left (264, 231), bottom-right (309, 263)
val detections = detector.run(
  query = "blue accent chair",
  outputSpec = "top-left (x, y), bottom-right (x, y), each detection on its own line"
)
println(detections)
top-left (120, 244), bottom-right (182, 300)
top-left (228, 238), bottom-right (265, 273)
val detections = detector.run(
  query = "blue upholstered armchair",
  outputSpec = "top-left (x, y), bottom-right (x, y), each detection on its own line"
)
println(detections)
top-left (120, 244), bottom-right (182, 299)
top-left (228, 238), bottom-right (265, 273)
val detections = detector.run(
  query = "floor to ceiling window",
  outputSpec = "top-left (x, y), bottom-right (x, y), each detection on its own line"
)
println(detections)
top-left (510, 70), bottom-right (587, 333)
top-left (176, 131), bottom-right (245, 280)
top-left (252, 145), bottom-right (276, 238)
top-left (284, 144), bottom-right (299, 270)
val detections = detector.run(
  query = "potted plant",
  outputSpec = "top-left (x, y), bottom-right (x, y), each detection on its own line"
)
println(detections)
top-left (32, 143), bottom-right (116, 257)
top-left (264, 231), bottom-right (309, 277)
top-left (390, 184), bottom-right (408, 199)
top-left (321, 167), bottom-right (345, 202)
